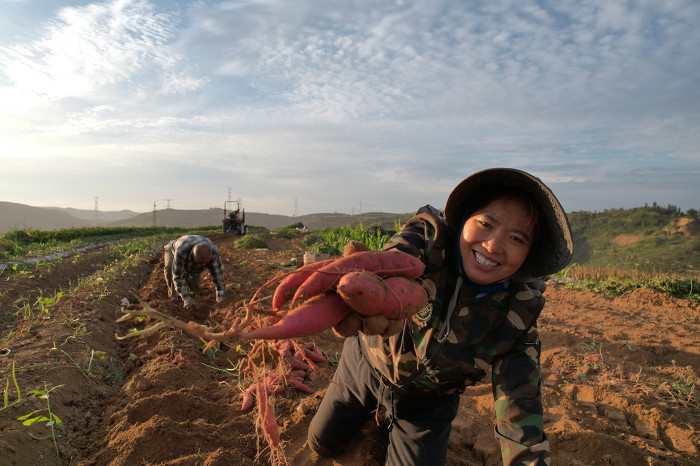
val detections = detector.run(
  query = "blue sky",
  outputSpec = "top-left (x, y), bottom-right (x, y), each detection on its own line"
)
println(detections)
top-left (1, 0), bottom-right (698, 216)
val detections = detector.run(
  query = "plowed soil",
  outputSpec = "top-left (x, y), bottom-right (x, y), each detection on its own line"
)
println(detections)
top-left (0, 233), bottom-right (698, 465)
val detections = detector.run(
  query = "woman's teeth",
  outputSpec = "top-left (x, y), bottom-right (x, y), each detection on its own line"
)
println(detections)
top-left (475, 251), bottom-right (498, 268)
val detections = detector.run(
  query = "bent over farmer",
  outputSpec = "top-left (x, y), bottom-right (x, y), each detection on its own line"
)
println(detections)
top-left (163, 235), bottom-right (225, 309)
top-left (307, 168), bottom-right (574, 465)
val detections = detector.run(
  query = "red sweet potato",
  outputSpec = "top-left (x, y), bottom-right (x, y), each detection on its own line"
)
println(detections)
top-left (240, 383), bottom-right (285, 412)
top-left (271, 258), bottom-right (335, 310)
top-left (362, 314), bottom-right (390, 335)
top-left (336, 270), bottom-right (386, 316)
top-left (336, 271), bottom-right (428, 319)
top-left (291, 250), bottom-right (425, 307)
top-left (343, 240), bottom-right (370, 256)
top-left (332, 312), bottom-right (363, 338)
top-left (381, 276), bottom-right (430, 319)
top-left (256, 381), bottom-right (280, 450)
top-left (237, 293), bottom-right (353, 340)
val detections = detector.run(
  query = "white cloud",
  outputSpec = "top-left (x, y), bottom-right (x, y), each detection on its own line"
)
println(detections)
top-left (0, 0), bottom-right (698, 214)
top-left (0, 0), bottom-right (204, 110)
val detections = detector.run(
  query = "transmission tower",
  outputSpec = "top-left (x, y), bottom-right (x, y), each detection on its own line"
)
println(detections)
top-left (94, 196), bottom-right (99, 225)
top-left (152, 201), bottom-right (157, 227)
top-left (163, 198), bottom-right (174, 209)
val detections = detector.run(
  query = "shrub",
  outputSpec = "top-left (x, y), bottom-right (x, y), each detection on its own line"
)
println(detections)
top-left (274, 228), bottom-right (300, 239)
top-left (234, 233), bottom-right (269, 249)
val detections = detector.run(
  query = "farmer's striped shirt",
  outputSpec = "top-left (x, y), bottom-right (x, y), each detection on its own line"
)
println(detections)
top-left (165, 235), bottom-right (225, 301)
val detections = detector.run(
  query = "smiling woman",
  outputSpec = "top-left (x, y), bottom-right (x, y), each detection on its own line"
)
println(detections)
top-left (307, 168), bottom-right (575, 466)
top-left (458, 195), bottom-right (537, 285)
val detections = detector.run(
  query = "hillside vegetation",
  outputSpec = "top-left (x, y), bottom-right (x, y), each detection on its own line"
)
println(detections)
top-left (567, 204), bottom-right (699, 274)
top-left (1, 202), bottom-right (698, 275)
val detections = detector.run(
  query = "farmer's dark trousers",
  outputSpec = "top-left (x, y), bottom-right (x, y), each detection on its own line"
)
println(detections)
top-left (163, 249), bottom-right (201, 297)
top-left (308, 335), bottom-right (460, 466)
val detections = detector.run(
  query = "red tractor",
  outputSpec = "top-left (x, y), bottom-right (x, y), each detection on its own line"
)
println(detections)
top-left (222, 200), bottom-right (247, 235)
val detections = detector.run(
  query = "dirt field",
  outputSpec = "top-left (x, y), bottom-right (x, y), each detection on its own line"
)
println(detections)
top-left (0, 233), bottom-right (698, 465)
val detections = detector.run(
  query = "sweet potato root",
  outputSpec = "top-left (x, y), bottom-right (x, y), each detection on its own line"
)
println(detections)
top-left (237, 293), bottom-right (353, 340)
top-left (336, 270), bottom-right (386, 316)
top-left (291, 250), bottom-right (425, 306)
top-left (380, 276), bottom-right (430, 319)
top-left (271, 258), bottom-right (335, 310)
top-left (337, 271), bottom-right (428, 319)
top-left (332, 312), bottom-right (364, 338)
top-left (343, 240), bottom-right (370, 256)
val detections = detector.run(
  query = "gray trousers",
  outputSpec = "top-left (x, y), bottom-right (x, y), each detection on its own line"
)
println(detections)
top-left (307, 336), bottom-right (460, 465)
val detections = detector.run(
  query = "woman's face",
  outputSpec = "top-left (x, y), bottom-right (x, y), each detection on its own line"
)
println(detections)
top-left (459, 196), bottom-right (536, 284)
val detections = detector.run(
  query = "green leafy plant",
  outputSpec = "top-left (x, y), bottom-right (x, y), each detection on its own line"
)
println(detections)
top-left (272, 227), bottom-right (301, 239)
top-left (234, 232), bottom-right (269, 249)
top-left (18, 383), bottom-right (64, 457)
top-left (301, 224), bottom-right (391, 256)
top-left (563, 265), bottom-right (699, 301)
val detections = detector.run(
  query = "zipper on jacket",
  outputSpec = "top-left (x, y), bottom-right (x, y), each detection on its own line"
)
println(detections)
top-left (437, 275), bottom-right (463, 343)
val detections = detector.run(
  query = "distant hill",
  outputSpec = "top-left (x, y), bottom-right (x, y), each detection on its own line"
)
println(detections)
top-left (0, 202), bottom-right (412, 234)
top-left (107, 209), bottom-right (411, 231)
top-left (0, 201), bottom-right (91, 233)
top-left (567, 204), bottom-right (699, 274)
top-left (46, 206), bottom-right (141, 222)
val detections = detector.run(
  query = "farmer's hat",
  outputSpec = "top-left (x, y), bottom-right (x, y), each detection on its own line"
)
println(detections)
top-left (444, 167), bottom-right (574, 279)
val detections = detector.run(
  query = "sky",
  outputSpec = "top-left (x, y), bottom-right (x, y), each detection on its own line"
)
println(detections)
top-left (0, 0), bottom-right (698, 216)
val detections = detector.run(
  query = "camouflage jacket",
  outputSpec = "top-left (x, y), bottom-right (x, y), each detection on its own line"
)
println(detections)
top-left (360, 206), bottom-right (550, 466)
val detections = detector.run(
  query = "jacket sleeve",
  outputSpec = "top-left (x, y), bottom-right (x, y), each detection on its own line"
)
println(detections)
top-left (491, 326), bottom-right (550, 466)
top-left (382, 205), bottom-right (441, 258)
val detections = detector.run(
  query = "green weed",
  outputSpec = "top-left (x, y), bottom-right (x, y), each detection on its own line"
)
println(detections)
top-left (660, 368), bottom-right (699, 414)
top-left (18, 383), bottom-right (64, 457)
top-left (56, 349), bottom-right (122, 385)
top-left (1, 359), bottom-right (21, 411)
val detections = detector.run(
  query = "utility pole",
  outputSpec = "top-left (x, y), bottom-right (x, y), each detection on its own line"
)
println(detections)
top-left (163, 198), bottom-right (174, 209)
top-left (228, 188), bottom-right (232, 202)
top-left (153, 201), bottom-right (157, 227)
top-left (94, 196), bottom-right (99, 225)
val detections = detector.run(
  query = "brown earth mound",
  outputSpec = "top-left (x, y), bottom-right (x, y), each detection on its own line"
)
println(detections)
top-left (0, 233), bottom-right (698, 465)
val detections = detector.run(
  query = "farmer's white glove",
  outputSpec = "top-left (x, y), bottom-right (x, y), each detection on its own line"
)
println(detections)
top-left (216, 295), bottom-right (224, 303)
top-left (183, 297), bottom-right (198, 309)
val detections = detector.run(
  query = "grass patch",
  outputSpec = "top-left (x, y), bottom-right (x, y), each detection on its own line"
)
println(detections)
top-left (301, 224), bottom-right (392, 255)
top-left (557, 265), bottom-right (699, 301)
top-left (234, 232), bottom-right (270, 249)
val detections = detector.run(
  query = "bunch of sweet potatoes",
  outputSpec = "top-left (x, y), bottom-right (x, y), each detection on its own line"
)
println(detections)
top-left (240, 242), bottom-right (428, 340)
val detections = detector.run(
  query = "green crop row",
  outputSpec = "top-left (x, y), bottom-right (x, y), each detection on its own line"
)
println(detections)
top-left (0, 226), bottom-right (219, 263)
